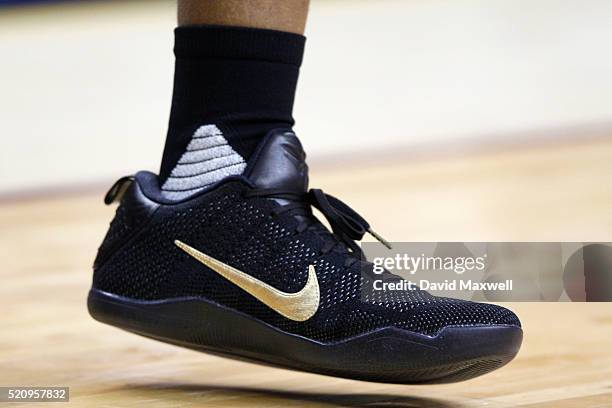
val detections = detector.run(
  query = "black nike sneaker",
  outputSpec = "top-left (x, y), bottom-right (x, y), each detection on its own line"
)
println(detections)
top-left (88, 130), bottom-right (522, 384)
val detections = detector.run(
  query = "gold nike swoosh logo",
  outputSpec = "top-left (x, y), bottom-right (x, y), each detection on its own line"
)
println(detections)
top-left (174, 240), bottom-right (320, 322)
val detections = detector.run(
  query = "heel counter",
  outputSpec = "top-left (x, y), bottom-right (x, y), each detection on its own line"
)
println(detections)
top-left (93, 178), bottom-right (159, 273)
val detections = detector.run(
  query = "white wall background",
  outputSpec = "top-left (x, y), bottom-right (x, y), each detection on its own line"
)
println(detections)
top-left (2, 0), bottom-right (612, 192)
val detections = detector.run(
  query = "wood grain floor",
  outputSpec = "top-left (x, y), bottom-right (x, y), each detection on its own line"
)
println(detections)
top-left (1, 139), bottom-right (612, 407)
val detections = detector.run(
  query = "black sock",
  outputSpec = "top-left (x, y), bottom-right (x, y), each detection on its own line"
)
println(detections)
top-left (159, 25), bottom-right (306, 187)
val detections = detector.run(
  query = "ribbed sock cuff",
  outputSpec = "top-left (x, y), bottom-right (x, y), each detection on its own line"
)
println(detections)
top-left (174, 25), bottom-right (306, 66)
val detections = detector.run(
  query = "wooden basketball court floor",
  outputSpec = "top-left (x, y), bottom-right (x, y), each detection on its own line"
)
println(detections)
top-left (1, 138), bottom-right (612, 407)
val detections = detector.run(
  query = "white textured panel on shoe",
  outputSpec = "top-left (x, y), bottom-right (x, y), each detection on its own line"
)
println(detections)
top-left (161, 124), bottom-right (246, 200)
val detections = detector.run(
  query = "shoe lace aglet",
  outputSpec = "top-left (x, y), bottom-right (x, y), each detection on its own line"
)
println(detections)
top-left (367, 227), bottom-right (392, 249)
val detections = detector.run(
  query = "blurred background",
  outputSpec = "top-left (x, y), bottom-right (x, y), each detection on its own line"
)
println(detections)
top-left (2, 1), bottom-right (612, 406)
top-left (2, 0), bottom-right (612, 193)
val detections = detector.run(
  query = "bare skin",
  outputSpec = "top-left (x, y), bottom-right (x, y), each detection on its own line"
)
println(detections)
top-left (178, 0), bottom-right (310, 34)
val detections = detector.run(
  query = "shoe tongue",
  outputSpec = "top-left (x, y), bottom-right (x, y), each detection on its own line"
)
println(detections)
top-left (247, 130), bottom-right (309, 193)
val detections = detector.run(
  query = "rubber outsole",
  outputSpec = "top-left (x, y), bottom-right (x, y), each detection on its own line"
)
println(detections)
top-left (87, 288), bottom-right (522, 384)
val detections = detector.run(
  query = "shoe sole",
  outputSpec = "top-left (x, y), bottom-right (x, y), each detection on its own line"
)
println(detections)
top-left (88, 288), bottom-right (522, 384)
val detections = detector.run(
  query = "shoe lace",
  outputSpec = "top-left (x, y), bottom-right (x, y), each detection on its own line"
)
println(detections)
top-left (243, 188), bottom-right (391, 267)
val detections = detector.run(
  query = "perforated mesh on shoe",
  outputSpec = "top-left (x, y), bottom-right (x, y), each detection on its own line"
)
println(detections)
top-left (95, 205), bottom-right (132, 268)
top-left (93, 181), bottom-right (521, 342)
